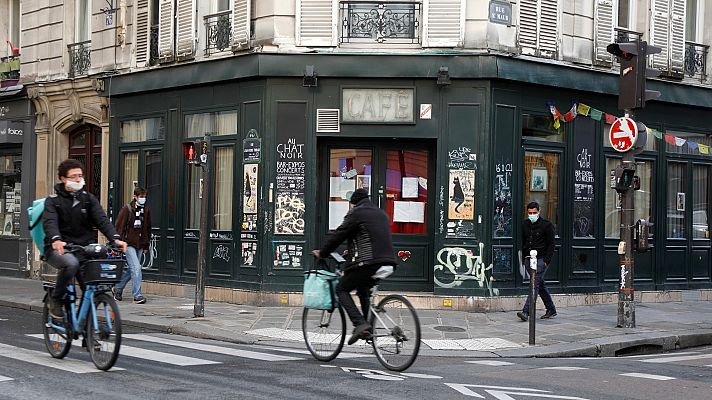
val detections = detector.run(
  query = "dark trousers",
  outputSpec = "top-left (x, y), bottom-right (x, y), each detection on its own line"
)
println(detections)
top-left (45, 250), bottom-right (85, 301)
top-left (522, 257), bottom-right (556, 313)
top-left (335, 265), bottom-right (381, 327)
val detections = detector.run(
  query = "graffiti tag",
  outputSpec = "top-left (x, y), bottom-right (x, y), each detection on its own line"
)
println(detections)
top-left (434, 243), bottom-right (499, 295)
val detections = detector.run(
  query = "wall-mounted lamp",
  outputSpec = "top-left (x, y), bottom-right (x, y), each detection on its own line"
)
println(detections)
top-left (303, 65), bottom-right (318, 87)
top-left (437, 66), bottom-right (451, 86)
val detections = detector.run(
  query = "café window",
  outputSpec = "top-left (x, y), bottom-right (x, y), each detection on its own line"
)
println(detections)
top-left (521, 113), bottom-right (564, 142)
top-left (664, 130), bottom-right (712, 156)
top-left (667, 162), bottom-right (686, 238)
top-left (122, 152), bottom-right (139, 204)
top-left (692, 165), bottom-right (709, 239)
top-left (213, 146), bottom-right (234, 230)
top-left (0, 155), bottom-right (21, 236)
top-left (184, 111), bottom-right (237, 138)
top-left (605, 158), bottom-right (654, 238)
top-left (523, 151), bottom-right (560, 234)
top-left (120, 117), bottom-right (165, 143)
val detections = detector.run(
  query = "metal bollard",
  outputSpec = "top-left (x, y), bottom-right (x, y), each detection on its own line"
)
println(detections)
top-left (528, 249), bottom-right (538, 345)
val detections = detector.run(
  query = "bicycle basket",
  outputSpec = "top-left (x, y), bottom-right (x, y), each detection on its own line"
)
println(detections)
top-left (303, 268), bottom-right (339, 310)
top-left (82, 259), bottom-right (125, 284)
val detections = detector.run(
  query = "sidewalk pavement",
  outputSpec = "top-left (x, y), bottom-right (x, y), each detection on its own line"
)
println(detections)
top-left (1, 276), bottom-right (711, 358)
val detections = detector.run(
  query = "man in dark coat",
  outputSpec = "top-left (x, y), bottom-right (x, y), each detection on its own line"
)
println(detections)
top-left (312, 188), bottom-right (398, 345)
top-left (517, 201), bottom-right (557, 321)
top-left (43, 159), bottom-right (127, 318)
top-left (113, 186), bottom-right (152, 304)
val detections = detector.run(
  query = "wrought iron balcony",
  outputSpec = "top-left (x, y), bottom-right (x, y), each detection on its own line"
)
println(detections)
top-left (204, 11), bottom-right (232, 56)
top-left (67, 41), bottom-right (91, 77)
top-left (684, 41), bottom-right (709, 83)
top-left (150, 25), bottom-right (159, 66)
top-left (340, 1), bottom-right (421, 44)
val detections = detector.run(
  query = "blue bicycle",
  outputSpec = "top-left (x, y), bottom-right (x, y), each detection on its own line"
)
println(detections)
top-left (42, 243), bottom-right (125, 371)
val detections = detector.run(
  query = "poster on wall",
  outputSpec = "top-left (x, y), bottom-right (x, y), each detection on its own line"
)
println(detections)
top-left (573, 120), bottom-right (595, 238)
top-left (241, 242), bottom-right (257, 266)
top-left (448, 169), bottom-right (475, 220)
top-left (243, 164), bottom-right (258, 214)
top-left (272, 242), bottom-right (304, 268)
top-left (274, 103), bottom-right (307, 235)
top-left (493, 161), bottom-right (513, 238)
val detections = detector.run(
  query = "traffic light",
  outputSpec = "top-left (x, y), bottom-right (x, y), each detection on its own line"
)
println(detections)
top-left (613, 164), bottom-right (636, 192)
top-left (606, 41), bottom-right (662, 110)
top-left (183, 141), bottom-right (199, 164)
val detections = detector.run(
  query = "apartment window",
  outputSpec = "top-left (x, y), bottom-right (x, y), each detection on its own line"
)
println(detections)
top-left (215, 0), bottom-right (230, 12)
top-left (76, 0), bottom-right (91, 42)
top-left (686, 0), bottom-right (698, 41)
top-left (617, 0), bottom-right (632, 29)
top-left (9, 0), bottom-right (20, 49)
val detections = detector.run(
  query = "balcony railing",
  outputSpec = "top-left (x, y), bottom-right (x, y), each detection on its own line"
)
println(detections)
top-left (204, 11), bottom-right (232, 56)
top-left (340, 1), bottom-right (421, 44)
top-left (150, 25), bottom-right (159, 66)
top-left (684, 41), bottom-right (709, 83)
top-left (67, 41), bottom-right (91, 77)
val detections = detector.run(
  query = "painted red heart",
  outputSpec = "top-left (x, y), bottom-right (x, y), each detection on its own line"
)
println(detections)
top-left (398, 250), bottom-right (411, 262)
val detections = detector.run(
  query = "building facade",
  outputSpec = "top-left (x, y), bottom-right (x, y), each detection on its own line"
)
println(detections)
top-left (20, 0), bottom-right (712, 299)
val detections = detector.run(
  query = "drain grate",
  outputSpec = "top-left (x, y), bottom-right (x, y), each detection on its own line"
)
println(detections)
top-left (433, 325), bottom-right (466, 333)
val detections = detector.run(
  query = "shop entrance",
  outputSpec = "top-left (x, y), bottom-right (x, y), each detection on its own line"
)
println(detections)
top-left (318, 140), bottom-right (435, 291)
top-left (68, 125), bottom-right (102, 198)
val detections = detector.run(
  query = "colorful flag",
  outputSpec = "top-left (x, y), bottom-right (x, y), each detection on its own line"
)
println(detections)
top-left (604, 113), bottom-right (617, 124)
top-left (675, 137), bottom-right (686, 146)
top-left (589, 108), bottom-right (603, 121)
top-left (577, 103), bottom-right (591, 116)
top-left (699, 144), bottom-right (710, 154)
top-left (547, 101), bottom-right (563, 129)
top-left (651, 129), bottom-right (663, 139)
top-left (687, 141), bottom-right (699, 150)
top-left (664, 134), bottom-right (677, 145)
top-left (563, 103), bottom-right (578, 122)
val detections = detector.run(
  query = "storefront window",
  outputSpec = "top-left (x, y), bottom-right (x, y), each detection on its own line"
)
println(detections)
top-left (605, 158), bottom-right (653, 238)
top-left (145, 150), bottom-right (162, 228)
top-left (667, 162), bottom-right (686, 239)
top-left (522, 113), bottom-right (564, 142)
top-left (385, 150), bottom-right (428, 234)
top-left (213, 146), bottom-right (233, 230)
top-left (665, 130), bottom-right (712, 155)
top-left (603, 123), bottom-right (657, 151)
top-left (122, 152), bottom-right (139, 204)
top-left (524, 151), bottom-right (560, 234)
top-left (184, 111), bottom-right (237, 138)
top-left (692, 165), bottom-right (709, 239)
top-left (120, 118), bottom-right (165, 143)
top-left (0, 155), bottom-right (21, 236)
top-left (327, 149), bottom-right (372, 230)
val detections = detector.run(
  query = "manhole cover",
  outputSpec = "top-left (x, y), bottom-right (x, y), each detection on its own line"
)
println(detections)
top-left (433, 325), bottom-right (466, 332)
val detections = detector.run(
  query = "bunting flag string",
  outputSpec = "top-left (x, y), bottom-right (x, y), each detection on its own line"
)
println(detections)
top-left (545, 101), bottom-right (712, 157)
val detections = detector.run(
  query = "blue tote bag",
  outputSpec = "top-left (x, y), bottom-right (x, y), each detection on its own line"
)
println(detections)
top-left (303, 261), bottom-right (340, 310)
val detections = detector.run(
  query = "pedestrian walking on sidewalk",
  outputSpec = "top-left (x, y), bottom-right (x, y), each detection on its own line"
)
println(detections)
top-left (517, 201), bottom-right (557, 322)
top-left (113, 186), bottom-right (152, 304)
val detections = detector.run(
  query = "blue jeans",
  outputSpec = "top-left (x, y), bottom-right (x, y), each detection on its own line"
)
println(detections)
top-left (522, 258), bottom-right (556, 313)
top-left (116, 246), bottom-right (143, 299)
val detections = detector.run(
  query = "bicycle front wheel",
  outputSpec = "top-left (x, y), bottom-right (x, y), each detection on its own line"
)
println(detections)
top-left (42, 297), bottom-right (72, 358)
top-left (370, 294), bottom-right (421, 372)
top-left (302, 306), bottom-right (346, 362)
top-left (87, 293), bottom-right (122, 370)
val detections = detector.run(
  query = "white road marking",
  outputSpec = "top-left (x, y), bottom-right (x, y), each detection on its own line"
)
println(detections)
top-left (119, 346), bottom-right (220, 366)
top-left (123, 334), bottom-right (302, 361)
top-left (423, 338), bottom-right (523, 351)
top-left (0, 375), bottom-right (13, 382)
top-left (400, 373), bottom-right (443, 379)
top-left (538, 366), bottom-right (589, 371)
top-left (619, 372), bottom-right (675, 381)
top-left (465, 360), bottom-right (514, 366)
top-left (0, 343), bottom-right (124, 373)
top-left (641, 353), bottom-right (712, 363)
top-left (259, 346), bottom-right (370, 359)
top-left (445, 383), bottom-right (590, 399)
top-left (0, 318), bottom-right (8, 321)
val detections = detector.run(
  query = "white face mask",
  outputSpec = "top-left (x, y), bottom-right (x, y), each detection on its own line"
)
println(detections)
top-left (65, 178), bottom-right (85, 192)
top-left (136, 197), bottom-right (146, 206)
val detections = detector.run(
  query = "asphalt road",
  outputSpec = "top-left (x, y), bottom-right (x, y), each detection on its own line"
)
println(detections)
top-left (1, 305), bottom-right (711, 400)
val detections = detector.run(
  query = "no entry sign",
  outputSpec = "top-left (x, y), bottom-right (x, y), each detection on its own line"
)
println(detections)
top-left (609, 117), bottom-right (638, 152)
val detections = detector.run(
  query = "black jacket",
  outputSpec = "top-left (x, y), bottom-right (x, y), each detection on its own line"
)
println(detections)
top-left (43, 183), bottom-right (120, 249)
top-left (319, 198), bottom-right (398, 271)
top-left (522, 217), bottom-right (555, 265)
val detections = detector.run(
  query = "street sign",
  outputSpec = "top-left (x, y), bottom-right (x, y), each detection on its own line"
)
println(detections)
top-left (609, 117), bottom-right (638, 152)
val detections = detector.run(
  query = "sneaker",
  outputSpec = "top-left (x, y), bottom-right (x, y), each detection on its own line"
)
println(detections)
top-left (133, 296), bottom-right (146, 304)
top-left (541, 310), bottom-right (557, 319)
top-left (516, 311), bottom-right (529, 322)
top-left (112, 288), bottom-right (123, 301)
top-left (347, 322), bottom-right (372, 345)
top-left (48, 299), bottom-right (64, 319)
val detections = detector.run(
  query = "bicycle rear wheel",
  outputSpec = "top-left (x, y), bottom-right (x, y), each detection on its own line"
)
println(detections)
top-left (302, 306), bottom-right (346, 361)
top-left (370, 294), bottom-right (421, 372)
top-left (42, 296), bottom-right (72, 358)
top-left (87, 293), bottom-right (122, 370)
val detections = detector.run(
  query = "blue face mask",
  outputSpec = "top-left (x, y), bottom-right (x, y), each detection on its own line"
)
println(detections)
top-left (528, 213), bottom-right (539, 223)
top-left (136, 197), bottom-right (147, 206)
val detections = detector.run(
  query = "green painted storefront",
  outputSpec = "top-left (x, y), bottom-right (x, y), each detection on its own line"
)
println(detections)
top-left (104, 53), bottom-right (712, 297)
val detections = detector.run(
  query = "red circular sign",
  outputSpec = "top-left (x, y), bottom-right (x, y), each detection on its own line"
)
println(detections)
top-left (609, 117), bottom-right (638, 152)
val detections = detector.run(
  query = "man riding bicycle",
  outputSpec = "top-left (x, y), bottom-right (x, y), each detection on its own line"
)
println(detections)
top-left (312, 188), bottom-right (398, 345)
top-left (43, 159), bottom-right (127, 318)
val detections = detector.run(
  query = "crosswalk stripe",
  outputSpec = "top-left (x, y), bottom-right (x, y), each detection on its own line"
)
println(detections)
top-left (539, 366), bottom-right (589, 371)
top-left (124, 334), bottom-right (303, 362)
top-left (0, 375), bottom-right (13, 382)
top-left (0, 343), bottom-right (125, 373)
top-left (641, 353), bottom-right (712, 363)
top-left (620, 373), bottom-right (675, 381)
top-left (465, 360), bottom-right (514, 366)
top-left (259, 346), bottom-right (371, 359)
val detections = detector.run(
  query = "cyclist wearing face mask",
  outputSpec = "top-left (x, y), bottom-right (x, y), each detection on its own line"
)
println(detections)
top-left (43, 159), bottom-right (127, 318)
top-left (517, 201), bottom-right (557, 322)
top-left (113, 186), bottom-right (152, 304)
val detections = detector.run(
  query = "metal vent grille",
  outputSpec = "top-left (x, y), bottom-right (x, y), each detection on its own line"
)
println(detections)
top-left (316, 109), bottom-right (340, 133)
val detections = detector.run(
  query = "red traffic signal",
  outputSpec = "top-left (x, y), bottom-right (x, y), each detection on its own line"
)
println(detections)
top-left (607, 41), bottom-right (662, 110)
top-left (183, 142), bottom-right (198, 162)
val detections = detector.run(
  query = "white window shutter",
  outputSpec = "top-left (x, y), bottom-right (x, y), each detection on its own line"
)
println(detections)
top-left (157, 0), bottom-right (175, 62)
top-left (296, 0), bottom-right (337, 47)
top-left (135, 0), bottom-right (151, 67)
top-left (176, 0), bottom-right (196, 59)
top-left (650, 0), bottom-right (670, 71)
top-left (593, 0), bottom-right (613, 65)
top-left (232, 0), bottom-right (251, 50)
top-left (423, 0), bottom-right (465, 47)
top-left (669, 0), bottom-right (686, 75)
top-left (518, 0), bottom-right (539, 52)
top-left (538, 0), bottom-right (559, 57)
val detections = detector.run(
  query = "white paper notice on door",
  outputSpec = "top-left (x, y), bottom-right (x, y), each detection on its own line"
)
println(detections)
top-left (329, 177), bottom-right (356, 199)
top-left (329, 201), bottom-right (350, 230)
top-left (393, 201), bottom-right (425, 223)
top-left (401, 177), bottom-right (419, 199)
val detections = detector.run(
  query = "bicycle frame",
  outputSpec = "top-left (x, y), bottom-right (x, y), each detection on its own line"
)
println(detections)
top-left (45, 283), bottom-right (106, 337)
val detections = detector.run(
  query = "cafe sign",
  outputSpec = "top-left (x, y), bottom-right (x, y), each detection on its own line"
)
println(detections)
top-left (342, 88), bottom-right (414, 123)
top-left (0, 120), bottom-right (23, 144)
